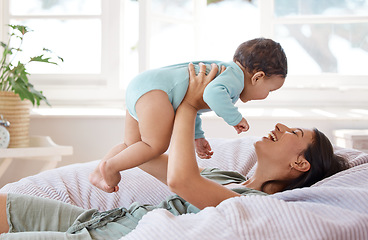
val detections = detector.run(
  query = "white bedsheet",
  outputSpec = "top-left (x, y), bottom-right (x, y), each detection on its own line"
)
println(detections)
top-left (126, 163), bottom-right (368, 240)
top-left (1, 137), bottom-right (368, 240)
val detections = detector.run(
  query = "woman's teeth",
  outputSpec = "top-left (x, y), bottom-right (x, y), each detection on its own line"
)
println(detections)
top-left (268, 132), bottom-right (277, 142)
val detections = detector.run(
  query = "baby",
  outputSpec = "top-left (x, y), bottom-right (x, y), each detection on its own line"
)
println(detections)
top-left (89, 37), bottom-right (288, 192)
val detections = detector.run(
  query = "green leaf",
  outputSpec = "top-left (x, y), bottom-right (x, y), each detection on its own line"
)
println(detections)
top-left (30, 55), bottom-right (58, 65)
top-left (11, 47), bottom-right (23, 53)
top-left (1, 42), bottom-right (12, 58)
top-left (12, 62), bottom-right (29, 80)
top-left (42, 48), bottom-right (64, 63)
top-left (8, 24), bottom-right (32, 35)
top-left (13, 74), bottom-right (28, 87)
top-left (11, 75), bottom-right (50, 106)
top-left (14, 35), bottom-right (23, 41)
top-left (0, 41), bottom-right (7, 48)
top-left (29, 87), bottom-right (50, 106)
top-left (12, 79), bottom-right (35, 105)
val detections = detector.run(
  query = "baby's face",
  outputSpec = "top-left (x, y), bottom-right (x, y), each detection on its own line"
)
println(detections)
top-left (240, 74), bottom-right (285, 102)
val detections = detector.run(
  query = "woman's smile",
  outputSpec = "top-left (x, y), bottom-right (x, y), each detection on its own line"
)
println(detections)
top-left (267, 131), bottom-right (278, 142)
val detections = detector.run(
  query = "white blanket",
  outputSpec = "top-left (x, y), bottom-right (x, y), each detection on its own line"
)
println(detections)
top-left (1, 137), bottom-right (368, 240)
top-left (126, 163), bottom-right (368, 240)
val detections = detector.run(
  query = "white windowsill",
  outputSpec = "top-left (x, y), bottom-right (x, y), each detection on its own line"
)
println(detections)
top-left (30, 106), bottom-right (368, 121)
top-left (31, 107), bottom-right (126, 118)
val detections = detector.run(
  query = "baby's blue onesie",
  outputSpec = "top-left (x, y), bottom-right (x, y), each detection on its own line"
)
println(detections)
top-left (126, 61), bottom-right (244, 139)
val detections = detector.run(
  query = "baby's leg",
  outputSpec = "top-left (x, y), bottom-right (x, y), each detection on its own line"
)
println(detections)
top-left (100, 90), bottom-right (174, 189)
top-left (89, 110), bottom-right (141, 192)
top-left (89, 143), bottom-right (128, 192)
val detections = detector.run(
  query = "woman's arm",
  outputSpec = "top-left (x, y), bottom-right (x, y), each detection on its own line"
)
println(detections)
top-left (138, 154), bottom-right (170, 185)
top-left (167, 63), bottom-right (241, 210)
top-left (139, 154), bottom-right (205, 185)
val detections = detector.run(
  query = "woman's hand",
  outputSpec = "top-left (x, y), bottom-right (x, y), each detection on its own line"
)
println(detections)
top-left (184, 62), bottom-right (226, 110)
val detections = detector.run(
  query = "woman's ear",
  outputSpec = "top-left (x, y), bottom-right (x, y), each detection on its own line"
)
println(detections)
top-left (292, 156), bottom-right (311, 173)
top-left (250, 71), bottom-right (265, 85)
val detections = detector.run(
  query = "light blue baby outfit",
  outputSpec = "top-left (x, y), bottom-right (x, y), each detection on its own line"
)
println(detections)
top-left (2, 168), bottom-right (267, 240)
top-left (126, 61), bottom-right (245, 139)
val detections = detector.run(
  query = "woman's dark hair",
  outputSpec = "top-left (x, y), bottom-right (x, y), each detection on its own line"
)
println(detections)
top-left (233, 38), bottom-right (288, 78)
top-left (284, 129), bottom-right (349, 190)
top-left (261, 128), bottom-right (349, 192)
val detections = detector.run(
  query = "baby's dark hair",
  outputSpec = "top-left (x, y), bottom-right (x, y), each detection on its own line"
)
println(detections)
top-left (233, 38), bottom-right (288, 78)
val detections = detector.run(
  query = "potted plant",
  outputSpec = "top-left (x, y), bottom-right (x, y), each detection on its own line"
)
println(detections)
top-left (0, 24), bottom-right (63, 148)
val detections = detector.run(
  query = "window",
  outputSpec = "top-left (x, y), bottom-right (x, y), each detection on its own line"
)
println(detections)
top-left (257, 0), bottom-right (368, 108)
top-left (275, 3), bottom-right (368, 76)
top-left (8, 0), bottom-right (102, 74)
top-left (1, 0), bottom-right (122, 106)
top-left (262, 0), bottom-right (368, 77)
top-left (133, 0), bottom-right (259, 88)
top-left (1, 0), bottom-right (367, 108)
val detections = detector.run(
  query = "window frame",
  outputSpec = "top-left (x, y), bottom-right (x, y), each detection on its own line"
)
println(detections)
top-left (1, 0), bottom-right (367, 108)
top-left (0, 0), bottom-right (124, 106)
top-left (256, 0), bottom-right (368, 108)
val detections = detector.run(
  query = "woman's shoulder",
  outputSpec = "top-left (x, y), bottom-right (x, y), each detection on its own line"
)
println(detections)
top-left (200, 167), bottom-right (247, 182)
top-left (201, 168), bottom-right (268, 196)
top-left (231, 186), bottom-right (269, 196)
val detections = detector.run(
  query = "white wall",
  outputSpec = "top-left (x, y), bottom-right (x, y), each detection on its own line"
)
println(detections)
top-left (1, 107), bottom-right (368, 187)
top-left (27, 109), bottom-right (368, 165)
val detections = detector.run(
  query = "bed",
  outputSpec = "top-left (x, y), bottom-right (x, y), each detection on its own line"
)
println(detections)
top-left (1, 136), bottom-right (368, 239)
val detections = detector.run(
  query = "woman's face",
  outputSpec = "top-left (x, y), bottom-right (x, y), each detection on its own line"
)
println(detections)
top-left (254, 123), bottom-right (314, 170)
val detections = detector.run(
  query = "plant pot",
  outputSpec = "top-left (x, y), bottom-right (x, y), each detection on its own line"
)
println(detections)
top-left (0, 91), bottom-right (32, 148)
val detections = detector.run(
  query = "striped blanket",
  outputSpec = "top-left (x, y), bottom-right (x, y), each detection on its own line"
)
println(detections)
top-left (1, 137), bottom-right (368, 239)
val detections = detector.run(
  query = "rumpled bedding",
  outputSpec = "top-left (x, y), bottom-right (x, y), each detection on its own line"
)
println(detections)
top-left (1, 137), bottom-right (367, 240)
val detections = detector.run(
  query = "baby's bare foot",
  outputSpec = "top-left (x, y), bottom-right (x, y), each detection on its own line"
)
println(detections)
top-left (89, 161), bottom-right (118, 193)
top-left (99, 160), bottom-right (121, 192)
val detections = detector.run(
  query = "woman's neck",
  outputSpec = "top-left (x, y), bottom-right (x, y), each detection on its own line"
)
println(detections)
top-left (243, 176), bottom-right (287, 194)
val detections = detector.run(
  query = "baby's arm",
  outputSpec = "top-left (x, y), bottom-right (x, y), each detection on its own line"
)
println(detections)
top-left (233, 117), bottom-right (249, 134)
top-left (202, 68), bottom-right (246, 133)
top-left (195, 113), bottom-right (205, 139)
top-left (195, 138), bottom-right (213, 159)
top-left (195, 113), bottom-right (213, 159)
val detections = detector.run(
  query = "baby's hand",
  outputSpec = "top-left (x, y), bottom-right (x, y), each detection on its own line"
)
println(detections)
top-left (233, 118), bottom-right (249, 134)
top-left (195, 138), bottom-right (213, 159)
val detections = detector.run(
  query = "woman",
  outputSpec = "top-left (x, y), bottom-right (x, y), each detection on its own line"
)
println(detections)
top-left (0, 64), bottom-right (348, 239)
